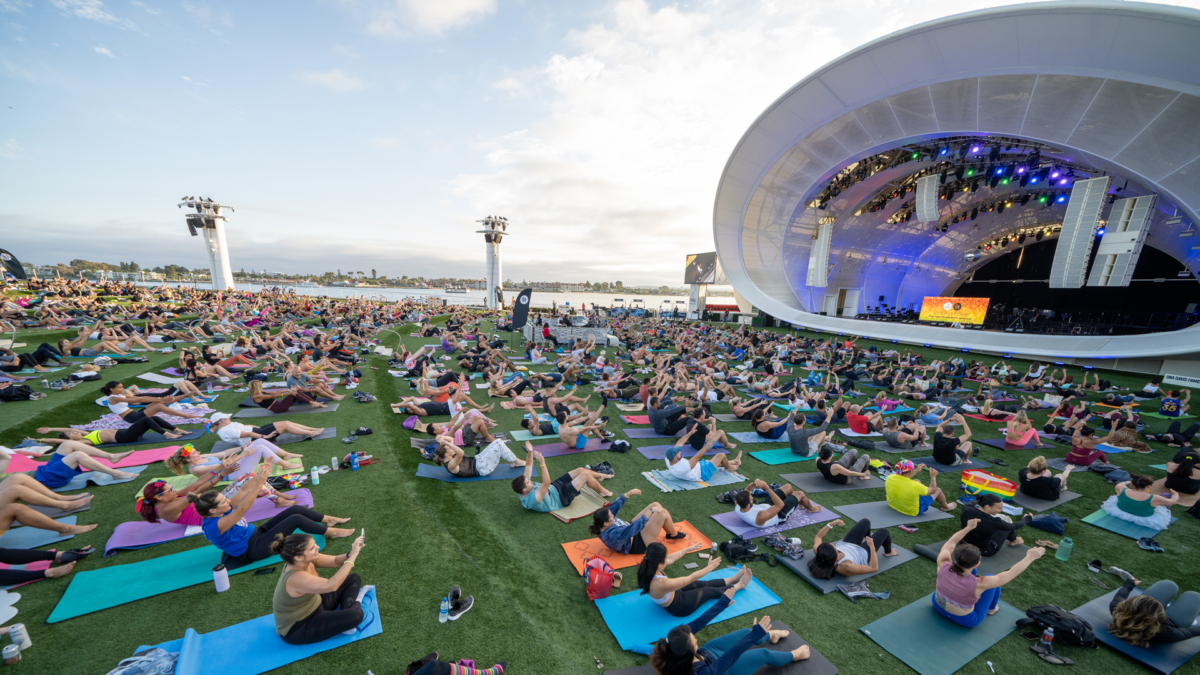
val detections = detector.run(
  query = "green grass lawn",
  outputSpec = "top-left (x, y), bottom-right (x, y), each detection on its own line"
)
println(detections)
top-left (2, 320), bottom-right (1197, 674)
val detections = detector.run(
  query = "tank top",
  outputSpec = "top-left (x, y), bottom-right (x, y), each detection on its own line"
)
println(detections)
top-left (107, 398), bottom-right (130, 416)
top-left (650, 573), bottom-right (673, 606)
top-left (83, 430), bottom-right (104, 446)
top-left (273, 567), bottom-right (322, 635)
top-left (1117, 488), bottom-right (1155, 518)
top-left (449, 455), bottom-right (478, 478)
top-left (169, 503), bottom-right (203, 527)
top-left (833, 540), bottom-right (868, 567)
top-left (935, 562), bottom-right (979, 610)
top-left (817, 458), bottom-right (848, 485)
top-left (737, 504), bottom-right (779, 527)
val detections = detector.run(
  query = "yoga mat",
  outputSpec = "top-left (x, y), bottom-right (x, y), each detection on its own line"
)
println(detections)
top-left (1141, 411), bottom-right (1197, 421)
top-left (750, 447), bottom-right (823, 466)
top-left (49, 535), bottom-right (326, 622)
top-left (642, 468), bottom-right (747, 493)
top-left (0, 557), bottom-right (52, 591)
top-left (1010, 489), bottom-right (1082, 512)
top-left (94, 429), bottom-right (203, 449)
top-left (781, 472), bottom-right (885, 493)
top-left (0, 516), bottom-right (76, 549)
top-left (139, 586), bottom-right (381, 675)
top-left (509, 429), bottom-right (559, 441)
top-left (1150, 478), bottom-right (1200, 507)
top-left (137, 372), bottom-right (184, 384)
top-left (963, 413), bottom-right (1013, 423)
top-left (730, 431), bottom-right (790, 444)
top-left (862, 406), bottom-right (916, 416)
top-left (871, 441), bottom-right (931, 455)
top-left (1073, 588), bottom-right (1200, 675)
top-left (595, 566), bottom-right (782, 651)
top-left (552, 486), bottom-right (609, 523)
top-left (914, 539), bottom-right (1031, 575)
top-left (561, 521), bottom-right (709, 575)
top-left (712, 414), bottom-right (755, 423)
top-left (602, 620), bottom-right (838, 675)
top-left (619, 415), bottom-right (650, 425)
top-left (836, 428), bottom-right (882, 437)
top-left (530, 438), bottom-right (611, 457)
top-left (860, 593), bottom-right (1023, 675)
top-left (21, 501), bottom-right (92, 523)
top-left (636, 445), bottom-right (693, 460)
top-left (50, 465), bottom-right (148, 492)
top-left (1082, 510), bottom-right (1177, 540)
top-left (832, 500), bottom-right (954, 529)
top-left (776, 544), bottom-right (918, 594)
top-left (104, 490), bottom-right (312, 555)
top-left (711, 504), bottom-right (837, 539)
top-left (415, 463), bottom-right (525, 483)
top-left (906, 456), bottom-right (993, 473)
top-left (211, 427), bottom-right (337, 453)
top-left (977, 437), bottom-right (1053, 451)
top-left (614, 402), bottom-right (644, 412)
top-left (5, 447), bottom-right (173, 474)
top-left (233, 402), bottom-right (340, 418)
top-left (624, 428), bottom-right (684, 439)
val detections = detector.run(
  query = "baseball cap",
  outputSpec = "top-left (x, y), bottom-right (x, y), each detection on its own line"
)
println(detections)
top-left (665, 446), bottom-right (681, 460)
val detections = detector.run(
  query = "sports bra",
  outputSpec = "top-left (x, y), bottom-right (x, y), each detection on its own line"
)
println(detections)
top-left (107, 398), bottom-right (130, 416)
top-left (83, 430), bottom-right (104, 446)
top-left (650, 573), bottom-right (673, 606)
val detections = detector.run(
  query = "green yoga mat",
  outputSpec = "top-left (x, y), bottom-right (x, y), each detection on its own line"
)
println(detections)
top-left (9, 367), bottom-right (65, 375)
top-left (510, 429), bottom-right (559, 441)
top-left (1140, 411), bottom-right (1197, 420)
top-left (749, 448), bottom-right (823, 466)
top-left (1081, 510), bottom-right (1177, 540)
top-left (48, 534), bottom-right (326, 623)
top-left (860, 593), bottom-right (1023, 675)
top-left (1149, 464), bottom-right (1169, 471)
top-left (145, 461), bottom-right (305, 491)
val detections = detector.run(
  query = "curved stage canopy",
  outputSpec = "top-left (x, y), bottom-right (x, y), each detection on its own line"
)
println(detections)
top-left (713, 0), bottom-right (1200, 361)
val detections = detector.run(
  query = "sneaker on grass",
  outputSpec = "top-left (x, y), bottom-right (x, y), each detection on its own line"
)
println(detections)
top-left (448, 595), bottom-right (473, 621)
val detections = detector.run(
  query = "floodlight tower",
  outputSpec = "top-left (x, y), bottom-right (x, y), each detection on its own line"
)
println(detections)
top-left (178, 196), bottom-right (236, 290)
top-left (475, 216), bottom-right (509, 309)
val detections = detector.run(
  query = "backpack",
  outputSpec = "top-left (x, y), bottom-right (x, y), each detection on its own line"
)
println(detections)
top-left (849, 438), bottom-right (875, 451)
top-left (583, 556), bottom-right (616, 600)
top-left (718, 537), bottom-right (776, 566)
top-left (608, 440), bottom-right (630, 453)
top-left (1017, 605), bottom-right (1098, 648)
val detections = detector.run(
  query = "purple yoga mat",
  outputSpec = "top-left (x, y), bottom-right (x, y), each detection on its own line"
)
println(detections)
top-left (532, 438), bottom-right (610, 457)
top-left (638, 445), bottom-right (691, 460)
top-left (103, 489), bottom-right (312, 556)
top-left (623, 428), bottom-right (684, 439)
top-left (163, 367), bottom-right (185, 377)
top-left (710, 504), bottom-right (838, 539)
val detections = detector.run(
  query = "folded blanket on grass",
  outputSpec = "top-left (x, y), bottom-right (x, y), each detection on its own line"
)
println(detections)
top-left (641, 468), bottom-right (746, 493)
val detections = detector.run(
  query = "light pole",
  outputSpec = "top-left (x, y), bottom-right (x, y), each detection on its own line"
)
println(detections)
top-left (475, 216), bottom-right (510, 310)
top-left (178, 196), bottom-right (235, 290)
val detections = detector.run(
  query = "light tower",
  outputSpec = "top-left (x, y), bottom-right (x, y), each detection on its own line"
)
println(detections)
top-left (178, 196), bottom-right (236, 290)
top-left (475, 215), bottom-right (509, 309)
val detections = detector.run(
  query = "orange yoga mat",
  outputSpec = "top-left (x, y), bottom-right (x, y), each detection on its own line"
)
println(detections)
top-left (561, 520), bottom-right (711, 575)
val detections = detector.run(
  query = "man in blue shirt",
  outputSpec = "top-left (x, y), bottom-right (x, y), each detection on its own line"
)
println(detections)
top-left (511, 445), bottom-right (612, 512)
top-left (1160, 389), bottom-right (1190, 418)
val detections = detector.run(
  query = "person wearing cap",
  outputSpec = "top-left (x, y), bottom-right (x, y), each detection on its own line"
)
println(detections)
top-left (511, 445), bottom-right (612, 512)
top-left (649, 579), bottom-right (809, 673)
top-left (665, 429), bottom-right (741, 482)
top-left (734, 478), bottom-right (818, 528)
top-left (885, 460), bottom-right (956, 517)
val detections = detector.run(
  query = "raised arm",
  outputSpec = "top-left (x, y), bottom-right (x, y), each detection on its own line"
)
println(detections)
top-left (937, 519), bottom-right (978, 566)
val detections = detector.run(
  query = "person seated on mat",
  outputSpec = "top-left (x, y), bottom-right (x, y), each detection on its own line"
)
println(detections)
top-left (665, 429), bottom-right (742, 480)
top-left (816, 445), bottom-right (872, 483)
top-left (1063, 426), bottom-right (1116, 467)
top-left (959, 494), bottom-right (1031, 556)
top-left (209, 414), bottom-right (326, 448)
top-left (649, 394), bottom-right (690, 437)
top-left (1107, 418), bottom-right (1153, 454)
top-left (20, 440), bottom-right (141, 488)
top-left (193, 462), bottom-right (354, 567)
top-left (931, 415), bottom-right (973, 467)
top-left (881, 417), bottom-right (928, 450)
top-left (1019, 456), bottom-right (1072, 502)
top-left (99, 381), bottom-right (207, 423)
top-left (0, 546), bottom-right (93, 586)
top-left (885, 459), bottom-right (957, 516)
top-left (590, 487), bottom-right (686, 554)
top-left (556, 408), bottom-right (615, 450)
top-left (932, 519), bottom-right (1044, 627)
top-left (1158, 389), bottom-right (1190, 418)
top-left (649, 590), bottom-right (809, 673)
top-left (167, 440), bottom-right (303, 481)
top-left (1162, 452), bottom-right (1200, 495)
top-left (512, 446), bottom-right (613, 512)
top-left (272, 531), bottom-right (371, 645)
top-left (734, 478), bottom-right (820, 528)
top-left (785, 406), bottom-right (838, 458)
top-left (638, 545), bottom-right (751, 617)
top-left (140, 462), bottom-right (299, 525)
top-left (434, 437), bottom-right (525, 478)
top-left (248, 380), bottom-right (327, 414)
top-left (1137, 380), bottom-right (1162, 398)
top-left (807, 517), bottom-right (896, 580)
top-left (844, 404), bottom-right (883, 435)
top-left (1005, 411), bottom-right (1051, 449)
top-left (1100, 474), bottom-right (1178, 532)
top-left (1108, 576), bottom-right (1200, 647)
top-left (750, 408), bottom-right (789, 440)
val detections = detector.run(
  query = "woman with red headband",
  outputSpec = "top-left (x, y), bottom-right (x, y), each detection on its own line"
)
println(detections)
top-left (139, 454), bottom-right (298, 526)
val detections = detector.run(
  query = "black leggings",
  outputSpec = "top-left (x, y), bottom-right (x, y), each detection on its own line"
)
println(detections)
top-left (842, 518), bottom-right (893, 557)
top-left (661, 578), bottom-right (734, 617)
top-left (114, 416), bottom-right (174, 443)
top-left (281, 572), bottom-right (363, 645)
top-left (0, 548), bottom-right (56, 585)
top-left (663, 412), bottom-right (688, 436)
top-left (122, 409), bottom-right (179, 432)
top-left (228, 506), bottom-right (328, 568)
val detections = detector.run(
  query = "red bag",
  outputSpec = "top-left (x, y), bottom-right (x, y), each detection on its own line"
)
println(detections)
top-left (583, 556), bottom-right (616, 600)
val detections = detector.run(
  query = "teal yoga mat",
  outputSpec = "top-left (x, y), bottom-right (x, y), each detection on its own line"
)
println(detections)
top-left (595, 566), bottom-right (781, 651)
top-left (860, 593), bottom-right (1023, 675)
top-left (48, 535), bottom-right (326, 622)
top-left (749, 447), bottom-right (823, 466)
top-left (138, 586), bottom-right (381, 675)
top-left (1082, 510), bottom-right (1177, 540)
top-left (510, 429), bottom-right (558, 441)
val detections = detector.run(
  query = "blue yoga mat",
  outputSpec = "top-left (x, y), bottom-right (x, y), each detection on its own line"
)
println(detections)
top-left (51, 465), bottom-right (149, 492)
top-left (729, 431), bottom-right (788, 444)
top-left (138, 586), bottom-right (382, 675)
top-left (0, 516), bottom-right (76, 549)
top-left (415, 463), bottom-right (526, 482)
top-left (595, 566), bottom-right (781, 652)
top-left (97, 429), bottom-right (204, 449)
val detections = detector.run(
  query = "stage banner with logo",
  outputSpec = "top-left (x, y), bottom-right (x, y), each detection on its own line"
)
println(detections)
top-left (512, 288), bottom-right (533, 330)
top-left (918, 297), bottom-right (990, 324)
top-left (0, 249), bottom-right (26, 280)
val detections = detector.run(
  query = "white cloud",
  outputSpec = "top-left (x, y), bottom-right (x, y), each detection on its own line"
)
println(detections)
top-left (301, 69), bottom-right (369, 92)
top-left (130, 1), bottom-right (159, 14)
top-left (94, 45), bottom-right (115, 57)
top-left (0, 0), bottom-right (32, 13)
top-left (49, 0), bottom-right (136, 28)
top-left (182, 2), bottom-right (233, 28)
top-left (333, 44), bottom-right (360, 58)
top-left (353, 0), bottom-right (496, 36)
top-left (492, 77), bottom-right (524, 95)
top-left (181, 75), bottom-right (207, 86)
top-left (0, 138), bottom-right (21, 159)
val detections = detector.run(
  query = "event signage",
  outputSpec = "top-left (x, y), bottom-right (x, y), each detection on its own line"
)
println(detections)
top-left (918, 297), bottom-right (990, 325)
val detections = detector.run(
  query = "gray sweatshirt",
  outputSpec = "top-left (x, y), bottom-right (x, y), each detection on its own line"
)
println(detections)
top-left (786, 412), bottom-right (829, 456)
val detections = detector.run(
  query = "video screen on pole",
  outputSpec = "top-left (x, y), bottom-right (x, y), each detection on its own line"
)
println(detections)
top-left (918, 297), bottom-right (990, 324)
top-left (684, 252), bottom-right (719, 284)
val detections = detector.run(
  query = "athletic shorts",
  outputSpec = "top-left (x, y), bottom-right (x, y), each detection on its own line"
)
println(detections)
top-left (699, 459), bottom-right (717, 481)
top-left (550, 472), bottom-right (580, 507)
top-left (917, 495), bottom-right (935, 515)
top-left (253, 423), bottom-right (278, 436)
top-left (575, 435), bottom-right (588, 450)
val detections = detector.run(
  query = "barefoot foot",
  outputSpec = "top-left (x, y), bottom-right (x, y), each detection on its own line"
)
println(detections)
top-left (769, 629), bottom-right (790, 644)
top-left (792, 646), bottom-right (811, 661)
top-left (63, 524), bottom-right (98, 535)
top-left (45, 562), bottom-right (76, 579)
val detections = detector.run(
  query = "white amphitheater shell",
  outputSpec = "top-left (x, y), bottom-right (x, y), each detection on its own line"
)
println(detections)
top-left (713, 0), bottom-right (1200, 374)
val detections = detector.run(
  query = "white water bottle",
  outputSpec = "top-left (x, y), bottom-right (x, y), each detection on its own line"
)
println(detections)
top-left (310, 467), bottom-right (320, 485)
top-left (213, 564), bottom-right (230, 592)
top-left (439, 597), bottom-right (449, 623)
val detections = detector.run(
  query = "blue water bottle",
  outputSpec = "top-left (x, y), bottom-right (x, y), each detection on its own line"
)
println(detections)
top-left (350, 453), bottom-right (359, 471)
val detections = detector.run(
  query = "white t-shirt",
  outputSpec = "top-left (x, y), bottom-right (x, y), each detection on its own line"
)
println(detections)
top-left (736, 503), bottom-right (780, 527)
top-left (665, 457), bottom-right (703, 481)
top-left (217, 422), bottom-right (254, 448)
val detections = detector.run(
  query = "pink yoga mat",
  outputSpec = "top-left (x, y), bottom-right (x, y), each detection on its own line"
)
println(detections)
top-left (620, 415), bottom-right (650, 425)
top-left (0, 553), bottom-right (53, 590)
top-left (5, 446), bottom-right (179, 474)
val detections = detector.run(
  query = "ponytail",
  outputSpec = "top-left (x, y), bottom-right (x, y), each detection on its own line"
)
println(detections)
top-left (588, 508), bottom-right (612, 536)
top-left (270, 533), bottom-right (312, 564)
top-left (187, 491), bottom-right (221, 518)
top-left (950, 543), bottom-right (981, 575)
top-left (636, 543), bottom-right (668, 595)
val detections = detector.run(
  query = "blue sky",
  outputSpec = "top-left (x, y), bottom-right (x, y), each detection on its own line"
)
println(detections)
top-left (7, 0), bottom-right (1174, 285)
